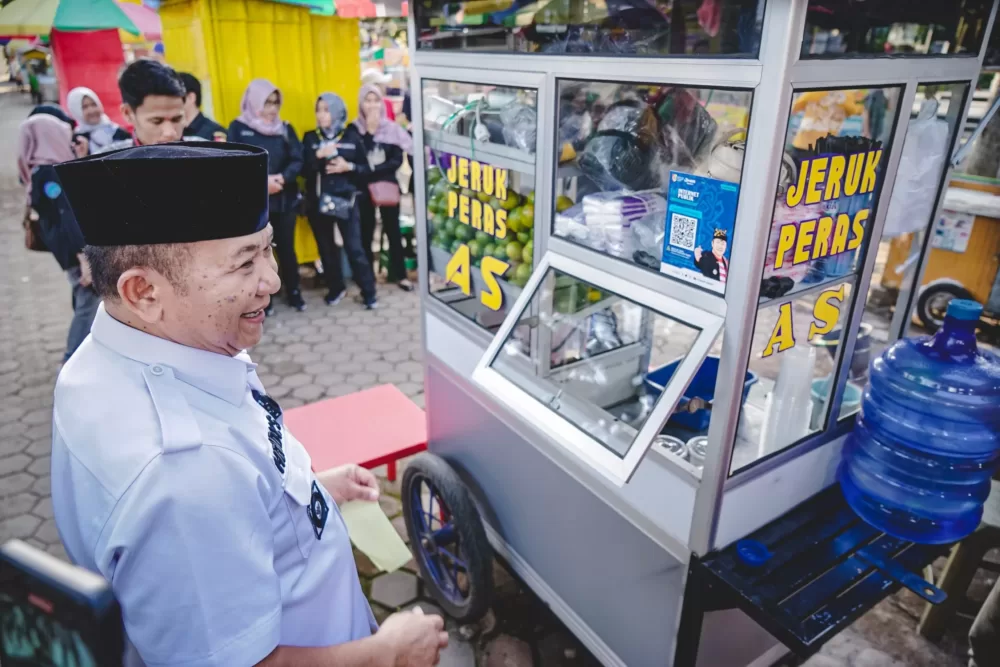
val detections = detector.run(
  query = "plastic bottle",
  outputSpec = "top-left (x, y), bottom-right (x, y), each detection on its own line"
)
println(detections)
top-left (839, 300), bottom-right (1000, 544)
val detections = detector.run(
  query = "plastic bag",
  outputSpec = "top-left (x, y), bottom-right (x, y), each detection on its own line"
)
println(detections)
top-left (651, 88), bottom-right (718, 169)
top-left (580, 191), bottom-right (666, 262)
top-left (500, 103), bottom-right (538, 153)
top-left (578, 101), bottom-right (663, 192)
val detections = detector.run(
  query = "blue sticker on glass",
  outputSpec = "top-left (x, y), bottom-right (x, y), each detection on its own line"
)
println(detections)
top-left (660, 172), bottom-right (739, 295)
top-left (43, 181), bottom-right (62, 200)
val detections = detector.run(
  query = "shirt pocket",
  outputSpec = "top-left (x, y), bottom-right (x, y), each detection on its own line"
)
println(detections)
top-left (282, 461), bottom-right (319, 559)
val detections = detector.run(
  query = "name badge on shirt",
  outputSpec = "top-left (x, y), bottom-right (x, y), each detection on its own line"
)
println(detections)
top-left (308, 481), bottom-right (329, 540)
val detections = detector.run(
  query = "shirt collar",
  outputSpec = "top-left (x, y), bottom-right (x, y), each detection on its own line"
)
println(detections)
top-left (90, 304), bottom-right (255, 406)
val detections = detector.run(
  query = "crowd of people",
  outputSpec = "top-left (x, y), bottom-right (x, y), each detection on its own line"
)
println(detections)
top-left (18, 58), bottom-right (414, 362)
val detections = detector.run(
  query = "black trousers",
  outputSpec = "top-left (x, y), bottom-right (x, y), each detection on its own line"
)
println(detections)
top-left (308, 205), bottom-right (377, 302)
top-left (358, 193), bottom-right (406, 282)
top-left (272, 211), bottom-right (300, 295)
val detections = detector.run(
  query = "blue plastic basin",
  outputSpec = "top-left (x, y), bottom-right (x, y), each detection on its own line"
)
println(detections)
top-left (645, 356), bottom-right (757, 431)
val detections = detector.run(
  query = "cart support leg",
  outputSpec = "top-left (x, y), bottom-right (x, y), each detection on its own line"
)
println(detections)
top-left (387, 460), bottom-right (397, 482)
top-left (675, 561), bottom-right (707, 667)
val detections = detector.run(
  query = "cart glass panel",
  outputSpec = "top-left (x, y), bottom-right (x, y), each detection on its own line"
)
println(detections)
top-left (841, 82), bottom-right (972, 422)
top-left (730, 84), bottom-right (904, 476)
top-left (802, 0), bottom-right (993, 58)
top-left (414, 0), bottom-right (766, 57)
top-left (552, 80), bottom-right (752, 295)
top-left (477, 254), bottom-right (724, 484)
top-left (423, 80), bottom-right (540, 332)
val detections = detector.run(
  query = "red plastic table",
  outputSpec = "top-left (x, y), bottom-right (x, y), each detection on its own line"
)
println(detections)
top-left (283, 384), bottom-right (427, 481)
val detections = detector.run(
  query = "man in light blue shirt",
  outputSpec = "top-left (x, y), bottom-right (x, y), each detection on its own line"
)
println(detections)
top-left (50, 142), bottom-right (448, 667)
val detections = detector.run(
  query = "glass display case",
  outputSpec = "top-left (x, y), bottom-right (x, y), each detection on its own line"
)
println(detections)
top-left (841, 81), bottom-right (972, 420)
top-left (475, 253), bottom-right (722, 484)
top-left (422, 78), bottom-right (541, 331)
top-left (410, 2), bottom-right (999, 665)
top-left (730, 83), bottom-right (905, 474)
top-left (801, 0), bottom-right (993, 58)
top-left (551, 80), bottom-right (752, 292)
top-left (414, 0), bottom-right (767, 57)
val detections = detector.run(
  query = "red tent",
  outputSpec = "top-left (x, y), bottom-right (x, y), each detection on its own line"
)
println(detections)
top-left (334, 0), bottom-right (407, 17)
top-left (51, 28), bottom-right (129, 127)
top-left (334, 0), bottom-right (377, 18)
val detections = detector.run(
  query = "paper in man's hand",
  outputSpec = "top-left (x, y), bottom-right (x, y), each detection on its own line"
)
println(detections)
top-left (339, 500), bottom-right (413, 573)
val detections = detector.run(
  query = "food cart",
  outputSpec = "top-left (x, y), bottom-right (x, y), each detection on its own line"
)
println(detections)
top-left (401, 1), bottom-right (1000, 665)
top-left (889, 175), bottom-right (1000, 340)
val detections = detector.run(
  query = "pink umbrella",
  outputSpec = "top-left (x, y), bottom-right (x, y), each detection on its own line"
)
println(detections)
top-left (114, 0), bottom-right (160, 41)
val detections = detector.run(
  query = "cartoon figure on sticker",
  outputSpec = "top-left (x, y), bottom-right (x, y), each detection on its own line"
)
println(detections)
top-left (694, 229), bottom-right (729, 283)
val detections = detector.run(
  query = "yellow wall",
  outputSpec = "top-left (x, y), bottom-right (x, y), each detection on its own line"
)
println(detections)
top-left (160, 0), bottom-right (363, 264)
top-left (160, 0), bottom-right (361, 129)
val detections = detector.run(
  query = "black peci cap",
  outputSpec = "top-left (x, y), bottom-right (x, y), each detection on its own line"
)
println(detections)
top-left (55, 142), bottom-right (269, 247)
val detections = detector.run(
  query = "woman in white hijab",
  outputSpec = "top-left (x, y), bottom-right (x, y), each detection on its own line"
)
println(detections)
top-left (66, 87), bottom-right (129, 155)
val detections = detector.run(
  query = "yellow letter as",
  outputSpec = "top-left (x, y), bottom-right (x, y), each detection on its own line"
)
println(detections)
top-left (480, 257), bottom-right (510, 311)
top-left (762, 303), bottom-right (796, 358)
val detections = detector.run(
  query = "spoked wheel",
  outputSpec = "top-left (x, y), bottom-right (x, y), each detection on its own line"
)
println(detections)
top-left (402, 453), bottom-right (492, 622)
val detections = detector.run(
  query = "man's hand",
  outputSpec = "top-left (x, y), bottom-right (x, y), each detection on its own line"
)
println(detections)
top-left (375, 607), bottom-right (449, 667)
top-left (318, 464), bottom-right (379, 505)
top-left (255, 608), bottom-right (448, 667)
top-left (326, 157), bottom-right (352, 174)
top-left (77, 253), bottom-right (93, 287)
top-left (72, 136), bottom-right (89, 158)
top-left (693, 247), bottom-right (703, 262)
top-left (267, 174), bottom-right (284, 195)
top-left (317, 143), bottom-right (338, 159)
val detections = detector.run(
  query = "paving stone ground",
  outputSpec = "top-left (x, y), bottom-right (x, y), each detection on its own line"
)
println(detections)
top-left (0, 83), bottom-right (985, 666)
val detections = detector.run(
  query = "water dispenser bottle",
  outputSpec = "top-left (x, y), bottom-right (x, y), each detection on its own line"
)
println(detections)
top-left (839, 300), bottom-right (1000, 544)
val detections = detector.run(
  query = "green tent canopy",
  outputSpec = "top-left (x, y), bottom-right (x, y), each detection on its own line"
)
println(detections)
top-left (55, 0), bottom-right (140, 35)
top-left (275, 0), bottom-right (336, 15)
top-left (0, 0), bottom-right (139, 37)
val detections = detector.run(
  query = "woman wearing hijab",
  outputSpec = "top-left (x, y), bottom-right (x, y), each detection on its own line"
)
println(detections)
top-left (302, 93), bottom-right (379, 309)
top-left (18, 114), bottom-right (98, 362)
top-left (355, 84), bottom-right (414, 292)
top-left (228, 78), bottom-right (306, 313)
top-left (29, 104), bottom-right (76, 129)
top-left (66, 87), bottom-right (129, 156)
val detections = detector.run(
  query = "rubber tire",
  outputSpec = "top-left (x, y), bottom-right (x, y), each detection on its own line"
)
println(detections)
top-left (401, 453), bottom-right (493, 622)
top-left (916, 283), bottom-right (973, 332)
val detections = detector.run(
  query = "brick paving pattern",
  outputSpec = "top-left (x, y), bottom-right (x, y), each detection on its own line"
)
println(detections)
top-left (0, 84), bottom-right (986, 666)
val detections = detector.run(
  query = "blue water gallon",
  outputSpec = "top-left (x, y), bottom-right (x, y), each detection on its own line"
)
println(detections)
top-left (839, 300), bottom-right (1000, 544)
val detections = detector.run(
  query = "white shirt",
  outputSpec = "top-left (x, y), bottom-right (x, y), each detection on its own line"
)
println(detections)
top-left (51, 305), bottom-right (376, 667)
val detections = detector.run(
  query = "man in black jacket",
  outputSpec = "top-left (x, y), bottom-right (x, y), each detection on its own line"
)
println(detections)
top-left (179, 72), bottom-right (227, 142)
top-left (90, 59), bottom-right (187, 154)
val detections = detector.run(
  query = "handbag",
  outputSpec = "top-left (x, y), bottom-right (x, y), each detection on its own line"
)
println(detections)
top-left (23, 206), bottom-right (47, 252)
top-left (367, 181), bottom-right (401, 207)
top-left (319, 193), bottom-right (355, 221)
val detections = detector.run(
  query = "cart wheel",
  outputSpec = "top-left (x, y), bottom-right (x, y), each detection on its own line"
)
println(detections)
top-left (402, 453), bottom-right (493, 622)
top-left (916, 283), bottom-right (973, 332)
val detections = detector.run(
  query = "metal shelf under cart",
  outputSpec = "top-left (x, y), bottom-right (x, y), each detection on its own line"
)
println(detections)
top-left (675, 486), bottom-right (947, 666)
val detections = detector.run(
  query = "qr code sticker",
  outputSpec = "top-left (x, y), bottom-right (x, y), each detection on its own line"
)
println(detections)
top-left (669, 213), bottom-right (698, 251)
